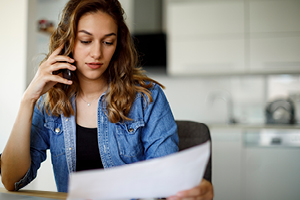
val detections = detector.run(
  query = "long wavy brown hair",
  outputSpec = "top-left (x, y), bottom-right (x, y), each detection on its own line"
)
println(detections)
top-left (43, 0), bottom-right (164, 123)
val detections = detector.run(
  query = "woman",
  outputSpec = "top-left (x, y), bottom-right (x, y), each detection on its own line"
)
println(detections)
top-left (0, 0), bottom-right (213, 199)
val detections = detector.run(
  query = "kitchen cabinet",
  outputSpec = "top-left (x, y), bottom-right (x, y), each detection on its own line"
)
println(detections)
top-left (209, 125), bottom-right (300, 200)
top-left (242, 129), bottom-right (300, 200)
top-left (210, 128), bottom-right (243, 200)
top-left (166, 0), bottom-right (245, 76)
top-left (166, 0), bottom-right (245, 36)
top-left (249, 37), bottom-right (300, 74)
top-left (242, 147), bottom-right (300, 200)
top-left (249, 0), bottom-right (300, 74)
top-left (248, 0), bottom-right (300, 33)
top-left (166, 0), bottom-right (300, 75)
top-left (168, 38), bottom-right (245, 75)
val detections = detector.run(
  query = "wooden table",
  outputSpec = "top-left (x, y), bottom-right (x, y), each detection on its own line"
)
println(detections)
top-left (0, 187), bottom-right (67, 199)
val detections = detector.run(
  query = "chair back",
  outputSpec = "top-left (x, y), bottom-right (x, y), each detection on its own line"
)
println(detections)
top-left (175, 120), bottom-right (212, 182)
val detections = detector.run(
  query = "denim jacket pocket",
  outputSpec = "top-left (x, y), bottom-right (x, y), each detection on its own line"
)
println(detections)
top-left (45, 121), bottom-right (65, 157)
top-left (116, 120), bottom-right (145, 157)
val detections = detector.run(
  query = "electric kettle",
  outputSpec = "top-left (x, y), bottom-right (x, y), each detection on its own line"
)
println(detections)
top-left (265, 98), bottom-right (296, 124)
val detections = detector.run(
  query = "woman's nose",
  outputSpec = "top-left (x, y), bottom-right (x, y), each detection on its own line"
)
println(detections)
top-left (90, 43), bottom-right (101, 59)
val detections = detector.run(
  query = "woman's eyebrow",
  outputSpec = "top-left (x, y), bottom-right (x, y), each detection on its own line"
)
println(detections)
top-left (78, 30), bottom-right (92, 35)
top-left (104, 33), bottom-right (117, 37)
top-left (78, 30), bottom-right (117, 37)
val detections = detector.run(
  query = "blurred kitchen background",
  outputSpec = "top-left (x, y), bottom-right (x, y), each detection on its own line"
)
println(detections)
top-left (1, 0), bottom-right (300, 199)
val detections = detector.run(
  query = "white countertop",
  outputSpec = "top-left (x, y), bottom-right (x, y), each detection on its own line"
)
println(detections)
top-left (207, 123), bottom-right (300, 130)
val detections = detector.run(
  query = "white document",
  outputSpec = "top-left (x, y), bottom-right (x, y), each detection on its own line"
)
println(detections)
top-left (67, 141), bottom-right (210, 200)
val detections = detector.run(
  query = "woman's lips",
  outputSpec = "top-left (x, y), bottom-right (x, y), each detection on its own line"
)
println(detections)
top-left (86, 62), bottom-right (103, 69)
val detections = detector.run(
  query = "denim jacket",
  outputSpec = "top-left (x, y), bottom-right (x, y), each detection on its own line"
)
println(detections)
top-left (3, 84), bottom-right (179, 192)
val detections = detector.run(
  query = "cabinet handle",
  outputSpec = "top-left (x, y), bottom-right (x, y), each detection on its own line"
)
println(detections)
top-left (271, 137), bottom-right (282, 145)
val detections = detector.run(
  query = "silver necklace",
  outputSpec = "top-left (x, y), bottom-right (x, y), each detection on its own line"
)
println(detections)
top-left (80, 95), bottom-right (99, 107)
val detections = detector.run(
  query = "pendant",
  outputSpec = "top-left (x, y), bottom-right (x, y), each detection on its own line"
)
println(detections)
top-left (87, 103), bottom-right (91, 106)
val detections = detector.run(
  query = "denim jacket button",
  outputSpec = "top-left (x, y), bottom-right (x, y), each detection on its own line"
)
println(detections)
top-left (55, 127), bottom-right (60, 133)
top-left (129, 128), bottom-right (134, 132)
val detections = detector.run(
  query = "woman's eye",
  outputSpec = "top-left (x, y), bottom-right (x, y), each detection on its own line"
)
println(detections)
top-left (80, 40), bottom-right (91, 44)
top-left (104, 41), bottom-right (113, 45)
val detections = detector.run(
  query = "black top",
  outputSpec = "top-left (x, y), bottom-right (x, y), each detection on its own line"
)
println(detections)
top-left (76, 124), bottom-right (103, 171)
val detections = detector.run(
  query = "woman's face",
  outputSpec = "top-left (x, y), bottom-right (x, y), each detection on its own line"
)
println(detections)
top-left (73, 11), bottom-right (118, 82)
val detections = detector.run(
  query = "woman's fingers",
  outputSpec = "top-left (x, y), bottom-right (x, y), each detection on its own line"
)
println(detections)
top-left (167, 179), bottom-right (214, 200)
top-left (47, 44), bottom-right (74, 64)
top-left (47, 73), bottom-right (73, 85)
top-left (48, 55), bottom-right (75, 65)
top-left (50, 62), bottom-right (76, 74)
top-left (174, 187), bottom-right (202, 200)
top-left (32, 71), bottom-right (73, 97)
top-left (39, 44), bottom-right (76, 76)
top-left (49, 44), bottom-right (64, 58)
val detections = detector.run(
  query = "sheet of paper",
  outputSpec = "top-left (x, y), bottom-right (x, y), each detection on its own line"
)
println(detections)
top-left (67, 141), bottom-right (210, 200)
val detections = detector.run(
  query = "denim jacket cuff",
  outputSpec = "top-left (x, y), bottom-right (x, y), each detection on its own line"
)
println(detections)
top-left (14, 165), bottom-right (34, 191)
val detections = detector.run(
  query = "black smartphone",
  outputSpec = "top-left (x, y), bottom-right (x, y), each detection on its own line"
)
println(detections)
top-left (61, 67), bottom-right (72, 81)
top-left (53, 44), bottom-right (73, 90)
top-left (61, 44), bottom-right (73, 81)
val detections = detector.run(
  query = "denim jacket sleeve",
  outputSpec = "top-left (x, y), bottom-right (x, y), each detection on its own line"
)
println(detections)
top-left (141, 84), bottom-right (179, 159)
top-left (14, 102), bottom-right (50, 191)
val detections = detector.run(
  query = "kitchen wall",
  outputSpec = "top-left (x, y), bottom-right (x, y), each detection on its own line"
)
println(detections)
top-left (146, 73), bottom-right (300, 125)
top-left (148, 74), bottom-right (267, 125)
top-left (1, 0), bottom-right (300, 193)
top-left (0, 0), bottom-right (28, 188)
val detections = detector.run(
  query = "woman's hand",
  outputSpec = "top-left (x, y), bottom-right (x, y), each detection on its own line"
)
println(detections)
top-left (167, 179), bottom-right (214, 200)
top-left (24, 44), bottom-right (76, 102)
